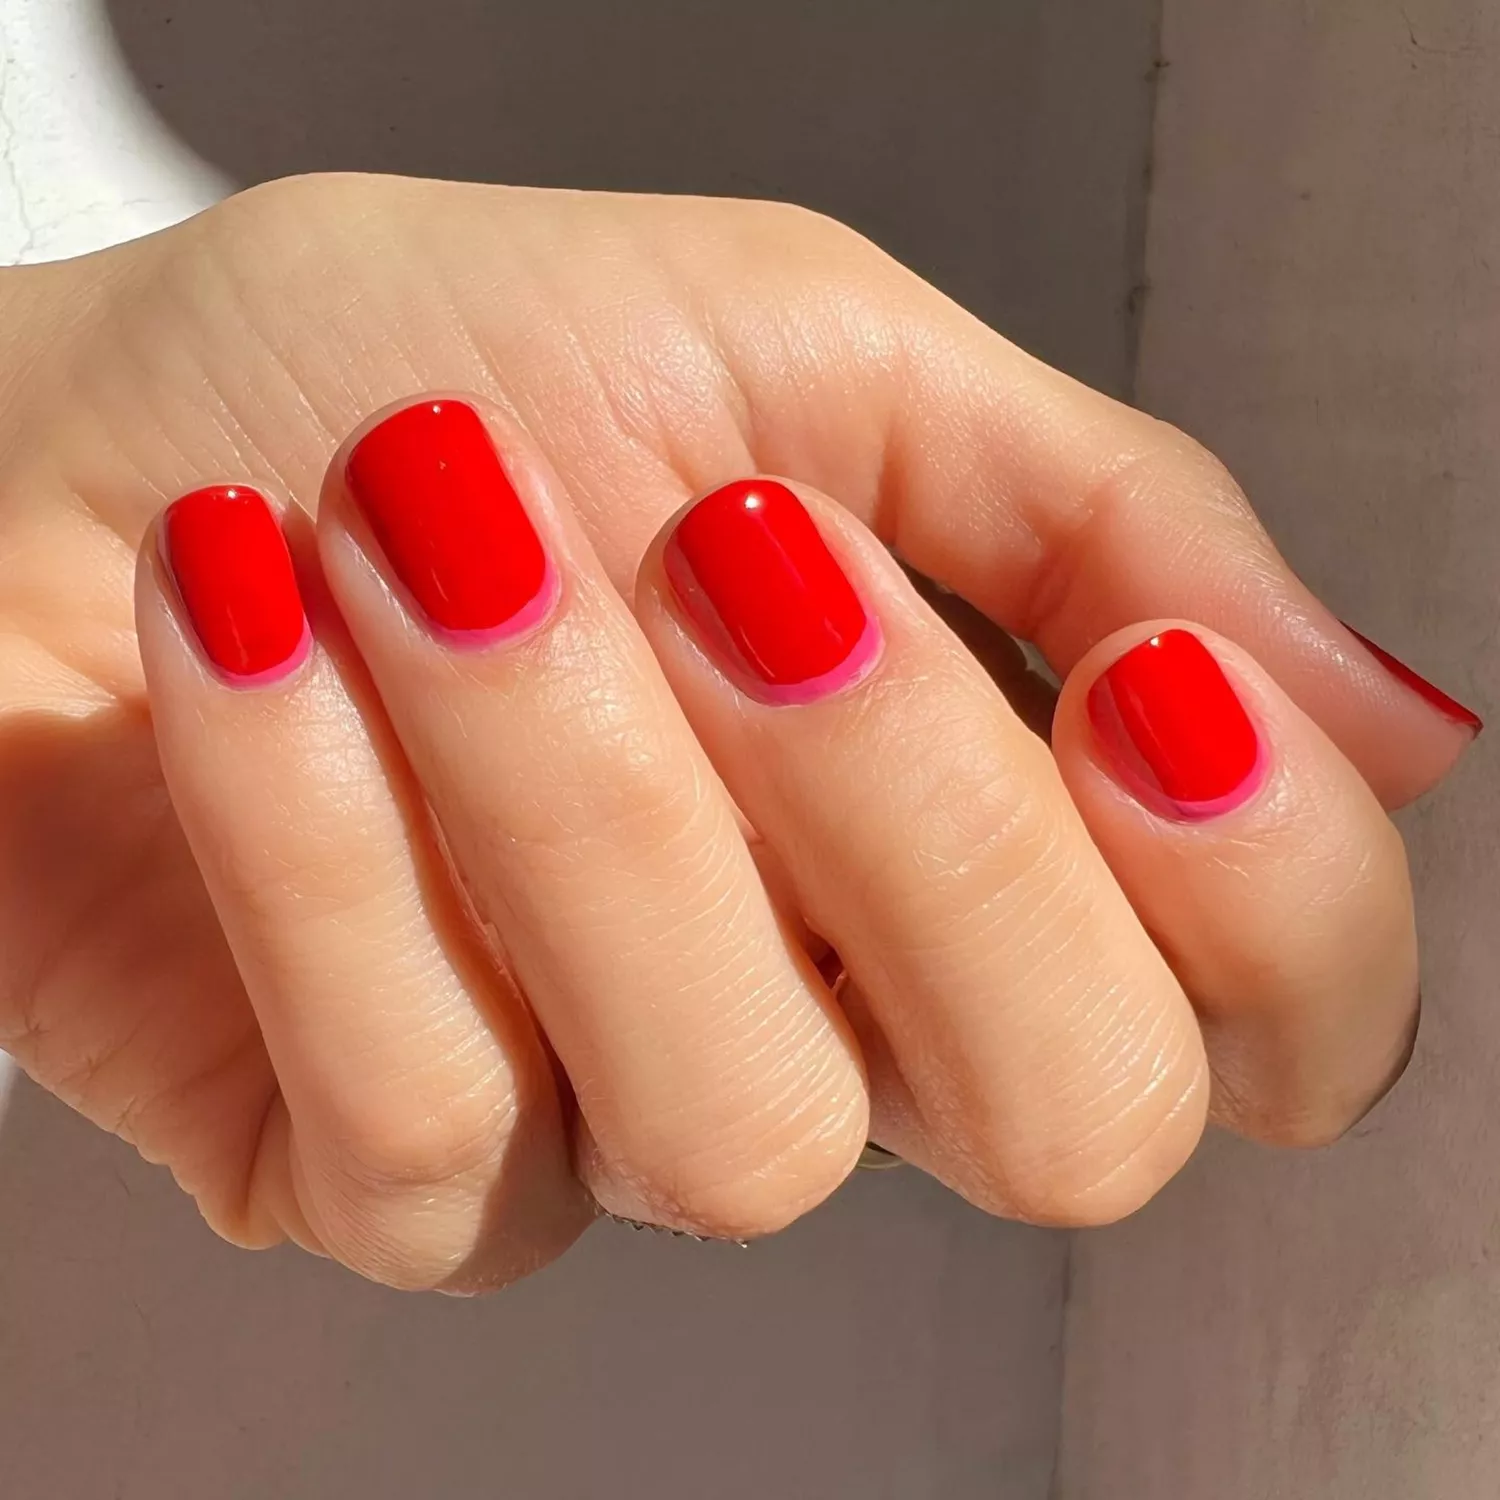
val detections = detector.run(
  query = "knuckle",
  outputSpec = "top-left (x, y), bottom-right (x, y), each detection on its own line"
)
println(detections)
top-left (332, 1080), bottom-right (518, 1202)
top-left (1026, 427), bottom-right (1258, 638)
top-left (738, 196), bottom-right (872, 254)
top-left (894, 725), bottom-right (1070, 933)
top-left (1216, 1065), bottom-right (1369, 1151)
top-left (572, 750), bottom-right (708, 855)
top-left (297, 1075), bottom-right (589, 1294)
top-left (1220, 1003), bottom-right (1420, 1153)
top-left (658, 1159), bottom-right (849, 1242)
top-left (320, 1220), bottom-right (471, 1295)
top-left (617, 1088), bottom-right (869, 1242)
top-left (1297, 813), bottom-right (1413, 948)
top-left (219, 815), bottom-right (405, 932)
top-left (199, 172), bottom-right (380, 253)
top-left (307, 1089), bottom-right (520, 1291)
top-left (968, 1146), bottom-right (1175, 1230)
top-left (719, 198), bottom-right (905, 326)
top-left (1205, 831), bottom-right (1418, 1155)
top-left (956, 1060), bottom-right (1208, 1230)
top-left (165, 174), bottom-right (402, 334)
top-left (1105, 419), bottom-right (1252, 520)
top-left (997, 1153), bottom-right (1174, 1229)
top-left (938, 761), bottom-right (1063, 887)
top-left (516, 684), bottom-right (715, 861)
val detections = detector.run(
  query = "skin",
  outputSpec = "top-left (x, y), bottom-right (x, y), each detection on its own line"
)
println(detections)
top-left (0, 175), bottom-right (1468, 1291)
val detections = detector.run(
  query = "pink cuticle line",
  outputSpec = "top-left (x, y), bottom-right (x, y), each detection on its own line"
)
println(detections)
top-left (1154, 741), bottom-right (1274, 823)
top-left (416, 559), bottom-right (562, 653)
top-left (208, 618), bottom-right (314, 691)
top-left (746, 615), bottom-right (886, 707)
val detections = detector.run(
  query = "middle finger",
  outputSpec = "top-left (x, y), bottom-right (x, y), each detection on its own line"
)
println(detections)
top-left (318, 397), bottom-right (868, 1238)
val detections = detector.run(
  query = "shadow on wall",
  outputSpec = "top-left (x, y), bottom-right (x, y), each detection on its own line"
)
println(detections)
top-left (0, 1074), bottom-right (1061, 1498)
top-left (100, 0), bottom-right (1158, 397)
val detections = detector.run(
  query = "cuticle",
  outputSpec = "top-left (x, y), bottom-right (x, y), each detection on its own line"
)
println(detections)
top-left (208, 617), bottom-right (315, 693)
top-left (415, 556), bottom-right (563, 653)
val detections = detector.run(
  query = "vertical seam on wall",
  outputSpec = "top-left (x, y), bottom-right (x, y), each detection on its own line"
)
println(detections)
top-left (1124, 0), bottom-right (1169, 407)
top-left (1049, 15), bottom-right (1171, 1489)
top-left (1046, 1226), bottom-right (1075, 1500)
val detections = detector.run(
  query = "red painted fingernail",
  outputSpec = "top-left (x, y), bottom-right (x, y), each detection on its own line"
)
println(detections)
top-left (664, 479), bottom-right (881, 705)
top-left (162, 486), bottom-right (310, 686)
top-left (1345, 625), bottom-right (1483, 735)
top-left (1088, 630), bottom-right (1265, 819)
top-left (345, 399), bottom-right (554, 644)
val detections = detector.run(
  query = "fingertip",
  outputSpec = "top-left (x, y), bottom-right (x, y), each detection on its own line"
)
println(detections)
top-left (1056, 620), bottom-right (1403, 831)
top-left (1055, 620), bottom-right (1420, 1151)
top-left (139, 484), bottom-right (313, 693)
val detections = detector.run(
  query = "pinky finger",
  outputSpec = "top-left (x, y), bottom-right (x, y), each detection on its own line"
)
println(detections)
top-left (1053, 623), bottom-right (1419, 1146)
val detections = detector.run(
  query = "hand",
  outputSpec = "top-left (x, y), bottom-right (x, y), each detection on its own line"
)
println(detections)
top-left (0, 177), bottom-right (1474, 1290)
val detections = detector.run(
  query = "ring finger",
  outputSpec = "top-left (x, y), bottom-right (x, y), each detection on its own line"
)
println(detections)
top-left (636, 478), bottom-right (1210, 1224)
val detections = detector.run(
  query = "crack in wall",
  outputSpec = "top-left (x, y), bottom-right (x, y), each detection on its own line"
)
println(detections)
top-left (1123, 0), bottom-right (1167, 409)
top-left (1050, 2), bottom-right (1168, 1490)
top-left (0, 22), bottom-right (40, 262)
top-left (1402, 8), bottom-right (1483, 57)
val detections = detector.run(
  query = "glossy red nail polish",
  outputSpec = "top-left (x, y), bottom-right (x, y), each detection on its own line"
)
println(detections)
top-left (1088, 630), bottom-right (1265, 818)
top-left (162, 486), bottom-right (309, 685)
top-left (345, 400), bottom-right (553, 643)
top-left (664, 479), bottom-right (881, 704)
top-left (1345, 625), bottom-right (1483, 735)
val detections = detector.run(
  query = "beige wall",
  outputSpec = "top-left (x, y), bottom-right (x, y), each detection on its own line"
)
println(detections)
top-left (1060, 2), bottom-right (1500, 1492)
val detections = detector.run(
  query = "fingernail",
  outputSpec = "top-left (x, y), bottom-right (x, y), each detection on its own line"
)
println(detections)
top-left (162, 486), bottom-right (310, 686)
top-left (1088, 630), bottom-right (1266, 820)
top-left (1345, 625), bottom-right (1483, 735)
top-left (345, 399), bottom-right (556, 645)
top-left (664, 479), bottom-right (882, 705)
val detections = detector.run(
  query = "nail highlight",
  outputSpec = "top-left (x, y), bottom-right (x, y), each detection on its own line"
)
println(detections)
top-left (1089, 630), bottom-right (1265, 819)
top-left (664, 479), bottom-right (881, 705)
top-left (1345, 625), bottom-right (1483, 735)
top-left (162, 486), bottom-right (310, 686)
top-left (345, 400), bottom-right (555, 645)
